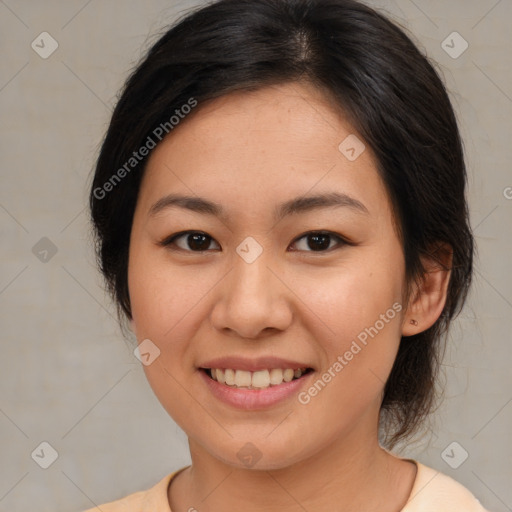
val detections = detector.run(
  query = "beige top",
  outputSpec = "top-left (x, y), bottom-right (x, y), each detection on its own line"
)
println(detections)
top-left (82, 461), bottom-right (489, 511)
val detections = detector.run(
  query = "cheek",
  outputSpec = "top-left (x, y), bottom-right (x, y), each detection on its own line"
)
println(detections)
top-left (293, 283), bottom-right (403, 440)
top-left (127, 247), bottom-right (220, 391)
top-left (128, 247), bottom-right (204, 337)
top-left (128, 250), bottom-right (206, 425)
top-left (293, 257), bottom-right (403, 344)
top-left (291, 256), bottom-right (404, 406)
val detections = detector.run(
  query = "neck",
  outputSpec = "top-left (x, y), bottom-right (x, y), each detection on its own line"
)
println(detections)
top-left (169, 421), bottom-right (417, 512)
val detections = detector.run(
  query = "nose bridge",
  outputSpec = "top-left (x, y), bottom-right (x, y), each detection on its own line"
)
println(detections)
top-left (234, 249), bottom-right (270, 296)
top-left (211, 241), bottom-right (292, 337)
top-left (229, 245), bottom-right (274, 312)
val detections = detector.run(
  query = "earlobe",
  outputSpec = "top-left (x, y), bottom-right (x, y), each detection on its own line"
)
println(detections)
top-left (402, 242), bottom-right (453, 337)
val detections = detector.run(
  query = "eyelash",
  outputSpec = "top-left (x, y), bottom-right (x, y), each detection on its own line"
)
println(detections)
top-left (158, 230), bottom-right (351, 253)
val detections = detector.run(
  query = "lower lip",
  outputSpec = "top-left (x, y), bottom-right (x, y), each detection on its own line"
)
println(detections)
top-left (199, 369), bottom-right (314, 410)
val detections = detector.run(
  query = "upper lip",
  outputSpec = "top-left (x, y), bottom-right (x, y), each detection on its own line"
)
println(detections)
top-left (199, 356), bottom-right (314, 372)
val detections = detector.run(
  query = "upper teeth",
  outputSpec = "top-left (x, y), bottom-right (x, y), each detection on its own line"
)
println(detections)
top-left (209, 368), bottom-right (308, 389)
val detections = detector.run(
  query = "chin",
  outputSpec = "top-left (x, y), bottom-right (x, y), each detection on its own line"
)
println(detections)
top-left (198, 433), bottom-right (315, 472)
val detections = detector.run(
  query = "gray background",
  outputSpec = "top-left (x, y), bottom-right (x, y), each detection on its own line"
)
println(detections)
top-left (0, 1), bottom-right (511, 511)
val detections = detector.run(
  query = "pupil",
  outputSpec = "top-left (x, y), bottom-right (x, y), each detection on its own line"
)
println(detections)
top-left (189, 233), bottom-right (209, 250)
top-left (308, 233), bottom-right (330, 251)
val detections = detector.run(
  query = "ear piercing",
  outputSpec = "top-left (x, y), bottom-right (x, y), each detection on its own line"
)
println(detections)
top-left (409, 319), bottom-right (418, 326)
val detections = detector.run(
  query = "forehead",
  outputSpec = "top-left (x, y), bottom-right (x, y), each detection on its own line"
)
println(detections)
top-left (139, 82), bottom-right (392, 221)
top-left (164, 82), bottom-right (350, 161)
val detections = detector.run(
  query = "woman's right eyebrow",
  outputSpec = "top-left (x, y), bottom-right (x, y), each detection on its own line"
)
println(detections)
top-left (148, 191), bottom-right (369, 222)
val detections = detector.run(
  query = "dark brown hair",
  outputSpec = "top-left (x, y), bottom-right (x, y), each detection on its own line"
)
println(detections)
top-left (89, 0), bottom-right (474, 447)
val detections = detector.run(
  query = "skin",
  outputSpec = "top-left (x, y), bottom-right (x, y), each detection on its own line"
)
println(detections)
top-left (127, 81), bottom-right (451, 512)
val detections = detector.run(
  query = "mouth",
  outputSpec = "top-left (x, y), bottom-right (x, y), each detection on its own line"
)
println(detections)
top-left (200, 367), bottom-right (314, 390)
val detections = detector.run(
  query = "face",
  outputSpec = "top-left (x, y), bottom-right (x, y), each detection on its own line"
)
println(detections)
top-left (128, 82), bottom-right (408, 470)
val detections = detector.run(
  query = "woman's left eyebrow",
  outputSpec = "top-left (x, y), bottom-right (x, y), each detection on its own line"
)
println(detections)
top-left (148, 191), bottom-right (369, 221)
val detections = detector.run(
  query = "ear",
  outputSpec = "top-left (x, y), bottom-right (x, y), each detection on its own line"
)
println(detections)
top-left (402, 242), bottom-right (453, 336)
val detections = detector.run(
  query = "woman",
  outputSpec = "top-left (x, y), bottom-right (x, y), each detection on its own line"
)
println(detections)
top-left (86, 0), bottom-right (489, 510)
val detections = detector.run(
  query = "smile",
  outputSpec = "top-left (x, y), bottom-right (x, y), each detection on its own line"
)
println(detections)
top-left (204, 367), bottom-right (312, 389)
top-left (199, 366), bottom-right (315, 409)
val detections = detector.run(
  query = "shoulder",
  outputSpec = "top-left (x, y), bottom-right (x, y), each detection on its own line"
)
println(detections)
top-left (402, 461), bottom-right (489, 512)
top-left (81, 487), bottom-right (147, 512)
top-left (80, 468), bottom-right (186, 512)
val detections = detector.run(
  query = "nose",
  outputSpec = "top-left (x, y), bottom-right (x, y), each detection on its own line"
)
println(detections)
top-left (210, 251), bottom-right (293, 339)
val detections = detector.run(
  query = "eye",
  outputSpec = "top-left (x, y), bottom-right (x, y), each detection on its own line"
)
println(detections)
top-left (289, 231), bottom-right (347, 252)
top-left (159, 231), bottom-right (221, 252)
top-left (159, 230), bottom-right (349, 253)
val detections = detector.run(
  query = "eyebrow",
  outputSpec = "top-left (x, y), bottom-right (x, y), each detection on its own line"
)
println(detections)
top-left (148, 191), bottom-right (369, 221)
